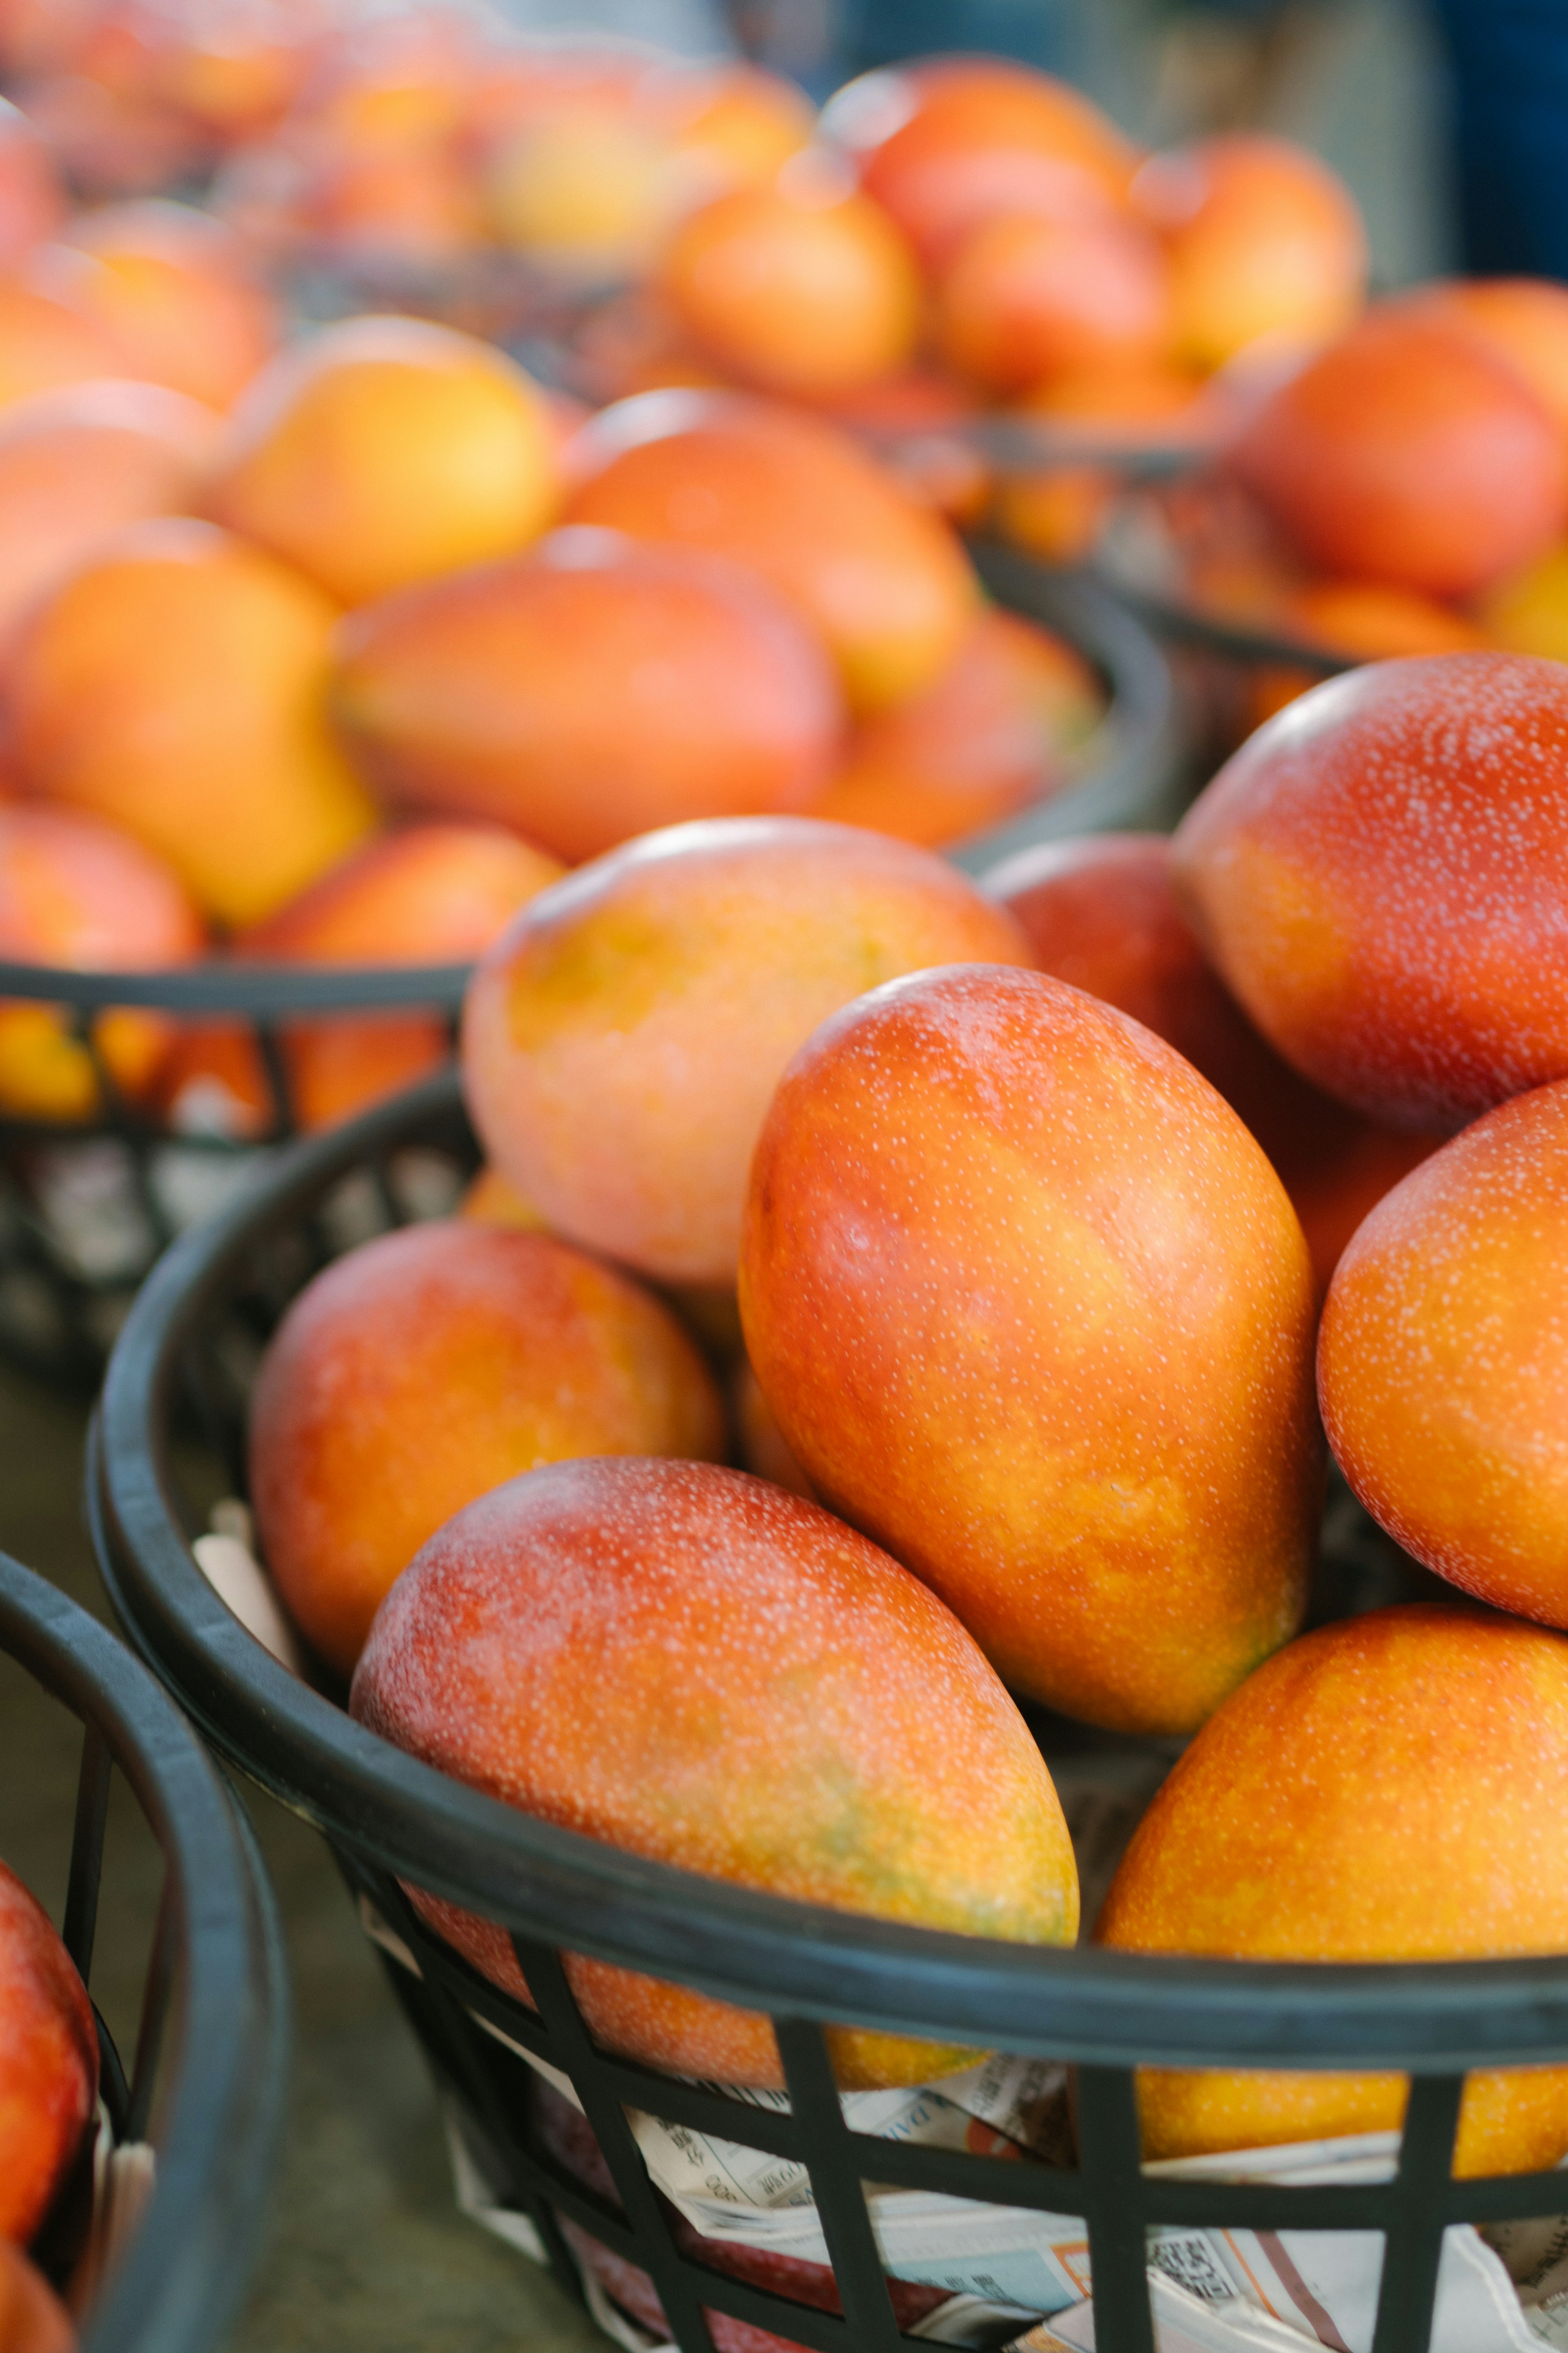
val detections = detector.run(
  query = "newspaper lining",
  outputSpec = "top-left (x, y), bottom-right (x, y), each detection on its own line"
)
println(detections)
top-left (355, 1894), bottom-right (1568, 2353)
top-left (190, 1463), bottom-right (1566, 2353)
top-left (65, 2103), bottom-right (158, 2320)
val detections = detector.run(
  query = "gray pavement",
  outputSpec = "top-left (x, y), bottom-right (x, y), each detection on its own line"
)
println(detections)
top-left (0, 1360), bottom-right (607, 2353)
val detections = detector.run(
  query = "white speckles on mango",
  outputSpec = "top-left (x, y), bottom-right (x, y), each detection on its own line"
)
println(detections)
top-left (741, 965), bottom-right (1322, 1736)
top-left (1320, 1073), bottom-right (1568, 1622)
top-left (1174, 651), bottom-right (1568, 1129)
top-left (351, 1456), bottom-right (1079, 2088)
top-left (1098, 1604), bottom-right (1568, 2175)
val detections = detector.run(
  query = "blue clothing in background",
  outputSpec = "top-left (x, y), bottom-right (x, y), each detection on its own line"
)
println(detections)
top-left (837, 0), bottom-right (1076, 78)
top-left (1430, 0), bottom-right (1568, 278)
top-left (830, 0), bottom-right (1568, 284)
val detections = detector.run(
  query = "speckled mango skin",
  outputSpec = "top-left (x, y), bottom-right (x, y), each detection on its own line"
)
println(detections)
top-left (1320, 1077), bottom-right (1568, 1627)
top-left (739, 965), bottom-right (1321, 1736)
top-left (250, 1220), bottom-right (724, 1674)
top-left (1172, 651), bottom-right (1568, 1133)
top-left (1098, 1604), bottom-right (1568, 2177)
top-left (461, 815), bottom-right (1031, 1289)
top-left (350, 1457), bottom-right (1079, 2089)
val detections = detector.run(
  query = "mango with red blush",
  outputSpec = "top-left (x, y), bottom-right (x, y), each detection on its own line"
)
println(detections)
top-left (1098, 1605), bottom-right (1568, 2177)
top-left (1320, 1077), bottom-right (1568, 1628)
top-left (659, 172), bottom-right (921, 400)
top-left (460, 815), bottom-right (1031, 1289)
top-left (1130, 133), bottom-right (1365, 374)
top-left (935, 212), bottom-right (1170, 399)
top-left (349, 1456), bottom-right (1078, 2087)
top-left (0, 378), bottom-right (217, 681)
top-left (1410, 277), bottom-right (1568, 441)
top-left (53, 199), bottom-right (278, 411)
top-left (1173, 650), bottom-right (1568, 1131)
top-left (0, 2241), bottom-right (74, 2353)
top-left (822, 58), bottom-right (1136, 272)
top-left (0, 1857), bottom-right (97, 2244)
top-left (249, 1219), bottom-right (724, 1673)
top-left (1229, 308), bottom-right (1565, 600)
top-left (987, 832), bottom-right (1276, 1092)
top-left (740, 965), bottom-right (1321, 1735)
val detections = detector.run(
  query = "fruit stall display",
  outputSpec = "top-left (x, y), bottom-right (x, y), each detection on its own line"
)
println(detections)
top-left (0, 1550), bottom-right (285, 2353)
top-left (0, 292), bottom-right (1177, 1379)
top-left (0, 11), bottom-right (1550, 1394)
top-left (0, 7), bottom-right (1370, 523)
top-left (3, 25), bottom-right (1568, 2346)
top-left (82, 640), bottom-right (1568, 2353)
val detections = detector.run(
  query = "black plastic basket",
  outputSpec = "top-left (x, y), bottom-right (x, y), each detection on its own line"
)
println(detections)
top-left (86, 1068), bottom-right (1568, 2353)
top-left (0, 955), bottom-right (471, 1383)
top-left (0, 549), bottom-right (1179, 1385)
top-left (0, 1550), bottom-right (288, 2353)
top-left (1092, 479), bottom-right (1358, 773)
top-left (942, 542), bottom-right (1186, 876)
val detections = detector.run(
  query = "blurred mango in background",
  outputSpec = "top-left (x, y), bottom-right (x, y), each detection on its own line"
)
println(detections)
top-left (0, 0), bottom-right (1552, 1155)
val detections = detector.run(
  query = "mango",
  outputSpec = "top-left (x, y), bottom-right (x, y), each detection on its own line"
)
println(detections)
top-left (1230, 308), bottom-right (1565, 599)
top-left (350, 1455), bottom-right (1079, 2085)
top-left (1320, 1076), bottom-right (1568, 1628)
top-left (158, 822), bottom-right (561, 1140)
top-left (660, 173), bottom-right (920, 399)
top-left (1173, 649), bottom-right (1568, 1131)
top-left (992, 830), bottom-right (1442, 1289)
top-left (331, 525), bottom-right (842, 865)
top-left (11, 517), bottom-right (376, 928)
top-left (0, 1857), bottom-right (96, 2244)
top-left (740, 964), bottom-right (1321, 1733)
top-left (461, 815), bottom-right (1031, 1287)
top-left (250, 1219), bottom-right (724, 1673)
top-left (1100, 1604), bottom-right (1568, 2177)
top-left (209, 314), bottom-right (559, 607)
top-left (1130, 133), bottom-right (1365, 373)
top-left (0, 803), bottom-right (203, 1121)
top-left (562, 390), bottom-right (976, 714)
